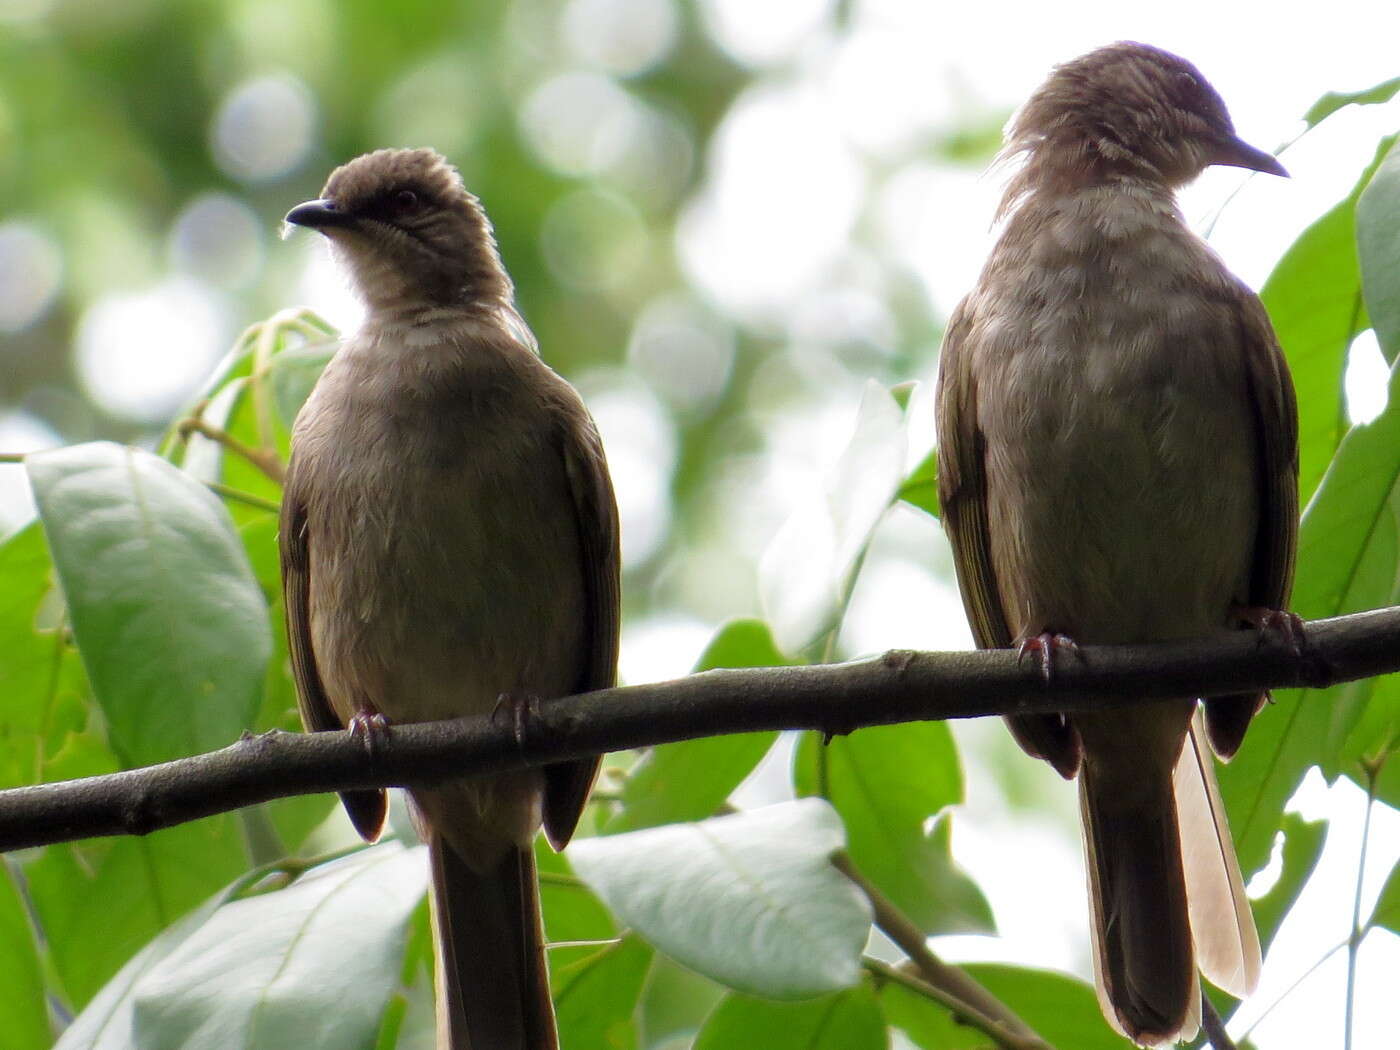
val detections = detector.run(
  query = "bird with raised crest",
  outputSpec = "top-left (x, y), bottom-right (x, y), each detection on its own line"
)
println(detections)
top-left (935, 42), bottom-right (1296, 1045)
top-left (281, 147), bottom-right (619, 1050)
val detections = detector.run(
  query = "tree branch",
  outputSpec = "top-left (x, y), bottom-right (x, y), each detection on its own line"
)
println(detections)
top-left (1, 606), bottom-right (1396, 852)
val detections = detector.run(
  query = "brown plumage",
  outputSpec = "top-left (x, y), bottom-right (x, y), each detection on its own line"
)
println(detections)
top-left (935, 43), bottom-right (1294, 1044)
top-left (281, 148), bottom-right (620, 1049)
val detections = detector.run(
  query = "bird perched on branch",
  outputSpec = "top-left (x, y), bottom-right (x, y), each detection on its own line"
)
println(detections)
top-left (281, 148), bottom-right (620, 1050)
top-left (935, 42), bottom-right (1296, 1045)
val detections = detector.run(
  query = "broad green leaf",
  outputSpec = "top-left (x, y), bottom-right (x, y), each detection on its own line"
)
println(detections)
top-left (267, 340), bottom-right (337, 430)
top-left (1336, 674), bottom-right (1400, 809)
top-left (1357, 137), bottom-right (1400, 363)
top-left (760, 382), bottom-right (908, 655)
top-left (27, 443), bottom-right (271, 768)
top-left (0, 521), bottom-right (93, 789)
top-left (1261, 136), bottom-right (1394, 503)
top-left (0, 864), bottom-right (49, 1050)
top-left (554, 935), bottom-right (653, 1050)
top-left (795, 723), bottom-right (992, 934)
top-left (1303, 76), bottom-right (1400, 129)
top-left (609, 618), bottom-right (787, 833)
top-left (693, 986), bottom-right (886, 1050)
top-left (1221, 354), bottom-right (1400, 874)
top-left (26, 816), bottom-right (248, 1010)
top-left (570, 799), bottom-right (872, 999)
top-left (882, 963), bottom-right (1119, 1050)
top-left (1251, 814), bottom-right (1327, 952)
top-left (65, 843), bottom-right (427, 1050)
top-left (53, 880), bottom-right (238, 1050)
top-left (898, 448), bottom-right (938, 519)
top-left (640, 956), bottom-right (726, 1047)
top-left (1367, 859), bottom-right (1400, 933)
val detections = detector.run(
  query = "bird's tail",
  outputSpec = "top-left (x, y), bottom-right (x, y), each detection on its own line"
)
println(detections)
top-left (429, 835), bottom-right (558, 1050)
top-left (1080, 749), bottom-right (1197, 1046)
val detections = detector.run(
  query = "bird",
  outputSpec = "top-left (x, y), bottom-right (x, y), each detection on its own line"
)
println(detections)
top-left (279, 147), bottom-right (620, 1050)
top-left (934, 42), bottom-right (1296, 1045)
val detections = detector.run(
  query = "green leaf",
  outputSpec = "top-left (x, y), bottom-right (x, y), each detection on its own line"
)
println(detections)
top-left (1367, 859), bottom-right (1400, 933)
top-left (1304, 76), bottom-right (1400, 129)
top-left (52, 879), bottom-right (238, 1050)
top-left (693, 986), bottom-right (886, 1050)
top-left (882, 963), bottom-right (1121, 1050)
top-left (1260, 136), bottom-right (1394, 504)
top-left (1251, 813), bottom-right (1327, 952)
top-left (61, 843), bottom-right (427, 1050)
top-left (640, 955), bottom-right (726, 1047)
top-left (554, 935), bottom-right (653, 1050)
top-left (1357, 137), bottom-right (1400, 363)
top-left (608, 619), bottom-right (787, 833)
top-left (897, 448), bottom-right (938, 519)
top-left (1221, 353), bottom-right (1400, 875)
top-left (0, 521), bottom-right (94, 790)
top-left (267, 340), bottom-right (337, 430)
top-left (0, 864), bottom-right (49, 1050)
top-left (27, 443), bottom-right (271, 768)
top-left (26, 816), bottom-right (249, 1010)
top-left (795, 723), bottom-right (992, 934)
top-left (569, 799), bottom-right (872, 999)
top-left (760, 381), bottom-right (908, 655)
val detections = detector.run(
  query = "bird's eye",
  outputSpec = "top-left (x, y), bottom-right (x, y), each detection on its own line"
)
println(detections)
top-left (394, 189), bottom-right (419, 211)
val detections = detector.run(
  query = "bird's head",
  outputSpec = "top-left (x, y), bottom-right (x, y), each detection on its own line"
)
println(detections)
top-left (1004, 42), bottom-right (1285, 192)
top-left (285, 148), bottom-right (511, 315)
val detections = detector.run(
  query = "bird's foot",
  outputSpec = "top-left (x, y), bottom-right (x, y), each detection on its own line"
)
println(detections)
top-left (1232, 604), bottom-right (1306, 656)
top-left (348, 705), bottom-right (391, 754)
top-left (1016, 631), bottom-right (1080, 683)
top-left (492, 691), bottom-right (541, 751)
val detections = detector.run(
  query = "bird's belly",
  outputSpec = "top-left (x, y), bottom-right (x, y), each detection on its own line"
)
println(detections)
top-left (980, 337), bottom-right (1257, 644)
top-left (306, 450), bottom-right (588, 728)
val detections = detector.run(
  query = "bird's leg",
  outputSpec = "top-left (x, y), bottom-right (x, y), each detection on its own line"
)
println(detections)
top-left (1016, 631), bottom-right (1080, 683)
top-left (1231, 604), bottom-right (1306, 656)
top-left (493, 690), bottom-right (541, 751)
top-left (347, 700), bottom-right (390, 754)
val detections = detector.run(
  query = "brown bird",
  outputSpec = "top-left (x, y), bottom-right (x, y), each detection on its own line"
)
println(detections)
top-left (280, 148), bottom-right (620, 1049)
top-left (935, 43), bottom-right (1295, 1045)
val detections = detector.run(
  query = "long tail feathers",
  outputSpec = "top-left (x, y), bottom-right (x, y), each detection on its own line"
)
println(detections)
top-left (429, 836), bottom-right (558, 1050)
top-left (1080, 755), bottom-right (1196, 1045)
top-left (1174, 713), bottom-right (1262, 998)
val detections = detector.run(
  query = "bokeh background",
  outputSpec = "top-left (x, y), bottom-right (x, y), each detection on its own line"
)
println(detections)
top-left (2, 1), bottom-right (1399, 1047)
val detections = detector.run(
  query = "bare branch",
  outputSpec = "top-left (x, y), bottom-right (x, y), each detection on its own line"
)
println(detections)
top-left (0, 606), bottom-right (1396, 852)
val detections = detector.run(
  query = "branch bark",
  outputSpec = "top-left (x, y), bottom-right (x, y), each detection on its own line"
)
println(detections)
top-left (1, 606), bottom-right (1396, 852)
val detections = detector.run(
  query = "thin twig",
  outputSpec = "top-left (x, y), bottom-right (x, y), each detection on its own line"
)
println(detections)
top-left (835, 853), bottom-right (1051, 1048)
top-left (206, 482), bottom-right (280, 514)
top-left (1199, 994), bottom-right (1238, 1050)
top-left (1239, 938), bottom-right (1349, 1042)
top-left (863, 957), bottom-right (1051, 1050)
top-left (176, 418), bottom-right (285, 484)
top-left (1344, 765), bottom-right (1378, 1050)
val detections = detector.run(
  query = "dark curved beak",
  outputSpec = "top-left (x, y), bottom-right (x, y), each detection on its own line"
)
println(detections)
top-left (1214, 135), bottom-right (1288, 177)
top-left (284, 198), bottom-right (354, 229)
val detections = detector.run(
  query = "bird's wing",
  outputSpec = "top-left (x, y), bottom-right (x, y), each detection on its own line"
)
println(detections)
top-left (936, 300), bottom-right (1081, 776)
top-left (541, 390), bottom-right (621, 849)
top-left (280, 478), bottom-right (387, 840)
top-left (1203, 287), bottom-right (1300, 758)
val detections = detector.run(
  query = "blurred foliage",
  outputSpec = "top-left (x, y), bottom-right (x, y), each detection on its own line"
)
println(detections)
top-left (0, 3), bottom-right (1399, 1049)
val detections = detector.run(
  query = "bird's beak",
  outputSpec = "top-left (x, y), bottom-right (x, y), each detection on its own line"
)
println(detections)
top-left (284, 198), bottom-right (355, 230)
top-left (1213, 135), bottom-right (1288, 177)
